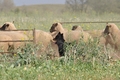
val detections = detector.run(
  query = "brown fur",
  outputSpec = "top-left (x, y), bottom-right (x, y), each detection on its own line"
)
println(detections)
top-left (72, 25), bottom-right (83, 31)
top-left (71, 25), bottom-right (115, 50)
top-left (86, 30), bottom-right (103, 38)
top-left (0, 31), bottom-right (28, 51)
top-left (103, 23), bottom-right (120, 51)
top-left (71, 25), bottom-right (93, 42)
top-left (0, 22), bottom-right (16, 30)
top-left (0, 35), bottom-right (13, 52)
top-left (99, 32), bottom-right (115, 48)
top-left (50, 23), bottom-right (93, 43)
top-left (31, 30), bottom-right (59, 56)
top-left (0, 22), bottom-right (59, 57)
top-left (72, 25), bottom-right (100, 35)
top-left (20, 30), bottom-right (59, 57)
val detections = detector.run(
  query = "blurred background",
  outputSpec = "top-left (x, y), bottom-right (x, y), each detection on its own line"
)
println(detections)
top-left (0, 0), bottom-right (120, 31)
top-left (0, 0), bottom-right (120, 13)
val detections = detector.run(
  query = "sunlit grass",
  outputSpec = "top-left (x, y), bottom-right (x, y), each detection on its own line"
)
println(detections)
top-left (0, 11), bottom-right (120, 31)
top-left (0, 9), bottom-right (120, 80)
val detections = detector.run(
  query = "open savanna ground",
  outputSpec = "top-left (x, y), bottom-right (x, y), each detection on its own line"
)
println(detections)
top-left (0, 4), bottom-right (120, 80)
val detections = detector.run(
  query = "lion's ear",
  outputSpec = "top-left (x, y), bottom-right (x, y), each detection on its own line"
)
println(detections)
top-left (54, 23), bottom-right (58, 26)
top-left (72, 25), bottom-right (78, 30)
top-left (107, 23), bottom-right (111, 28)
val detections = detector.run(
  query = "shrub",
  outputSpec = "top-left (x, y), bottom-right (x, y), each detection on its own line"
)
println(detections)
top-left (11, 43), bottom-right (40, 67)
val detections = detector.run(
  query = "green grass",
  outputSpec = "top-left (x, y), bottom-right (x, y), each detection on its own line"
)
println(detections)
top-left (0, 6), bottom-right (120, 80)
top-left (0, 39), bottom-right (119, 80)
top-left (0, 57), bottom-right (120, 80)
top-left (0, 8), bottom-right (120, 31)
